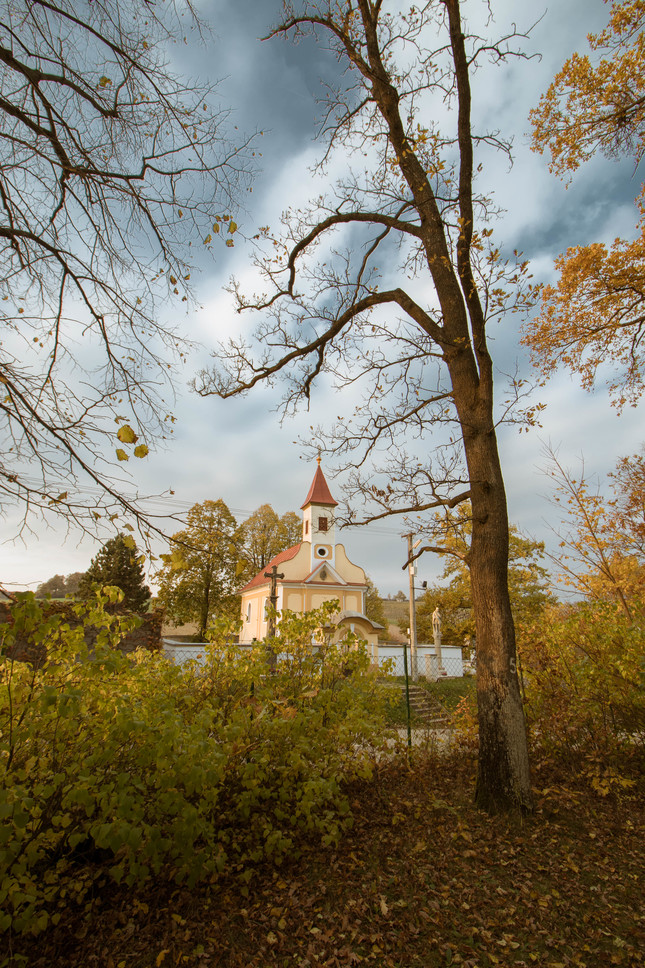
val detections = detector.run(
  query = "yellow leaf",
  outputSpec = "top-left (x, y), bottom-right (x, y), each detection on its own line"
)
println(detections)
top-left (117, 424), bottom-right (138, 444)
top-left (156, 951), bottom-right (170, 967)
top-left (116, 448), bottom-right (129, 462)
top-left (229, 220), bottom-right (237, 234)
top-left (134, 444), bottom-right (149, 459)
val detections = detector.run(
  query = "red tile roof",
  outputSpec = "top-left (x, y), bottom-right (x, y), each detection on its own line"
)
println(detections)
top-left (238, 543), bottom-right (302, 593)
top-left (301, 464), bottom-right (338, 509)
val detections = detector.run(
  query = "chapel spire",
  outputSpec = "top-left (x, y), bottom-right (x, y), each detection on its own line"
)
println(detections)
top-left (301, 460), bottom-right (338, 509)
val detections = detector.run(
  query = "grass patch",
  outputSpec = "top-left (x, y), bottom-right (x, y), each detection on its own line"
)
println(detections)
top-left (422, 675), bottom-right (476, 711)
top-left (381, 599), bottom-right (409, 625)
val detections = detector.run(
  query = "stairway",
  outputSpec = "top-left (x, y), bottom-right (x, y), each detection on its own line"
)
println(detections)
top-left (402, 684), bottom-right (452, 728)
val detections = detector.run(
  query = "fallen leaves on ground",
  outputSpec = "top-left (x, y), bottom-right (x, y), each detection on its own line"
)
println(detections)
top-left (7, 750), bottom-right (644, 968)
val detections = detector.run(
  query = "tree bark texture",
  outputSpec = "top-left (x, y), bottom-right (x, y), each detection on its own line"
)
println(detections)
top-left (451, 355), bottom-right (533, 812)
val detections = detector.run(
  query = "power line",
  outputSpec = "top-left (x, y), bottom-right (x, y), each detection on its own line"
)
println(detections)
top-left (10, 475), bottom-right (408, 536)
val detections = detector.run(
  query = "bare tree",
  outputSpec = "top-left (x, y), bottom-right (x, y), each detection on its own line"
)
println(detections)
top-left (0, 0), bottom-right (251, 536)
top-left (196, 1), bottom-right (535, 812)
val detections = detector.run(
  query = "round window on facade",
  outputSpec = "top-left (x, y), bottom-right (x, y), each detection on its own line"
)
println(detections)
top-left (316, 547), bottom-right (328, 558)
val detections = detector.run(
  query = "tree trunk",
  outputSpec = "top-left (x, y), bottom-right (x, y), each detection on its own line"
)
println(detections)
top-left (199, 575), bottom-right (211, 641)
top-left (452, 359), bottom-right (533, 813)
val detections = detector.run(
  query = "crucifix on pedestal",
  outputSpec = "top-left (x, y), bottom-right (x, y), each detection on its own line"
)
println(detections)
top-left (263, 563), bottom-right (284, 667)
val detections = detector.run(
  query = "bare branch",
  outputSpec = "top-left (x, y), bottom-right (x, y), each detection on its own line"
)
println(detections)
top-left (402, 543), bottom-right (468, 570)
top-left (0, 0), bottom-right (252, 537)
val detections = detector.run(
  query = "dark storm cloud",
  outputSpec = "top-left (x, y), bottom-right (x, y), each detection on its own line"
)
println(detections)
top-left (5, 0), bottom-right (645, 596)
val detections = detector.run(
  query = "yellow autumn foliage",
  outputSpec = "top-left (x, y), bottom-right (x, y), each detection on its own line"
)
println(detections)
top-left (530, 0), bottom-right (645, 174)
top-left (526, 1), bottom-right (645, 408)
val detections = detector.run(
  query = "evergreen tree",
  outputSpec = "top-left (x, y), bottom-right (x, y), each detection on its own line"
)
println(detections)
top-left (79, 534), bottom-right (151, 612)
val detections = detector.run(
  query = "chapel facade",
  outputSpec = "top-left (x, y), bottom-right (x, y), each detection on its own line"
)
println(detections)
top-left (237, 460), bottom-right (382, 654)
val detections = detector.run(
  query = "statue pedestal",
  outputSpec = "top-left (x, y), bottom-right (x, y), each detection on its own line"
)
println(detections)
top-left (425, 654), bottom-right (439, 680)
top-left (424, 654), bottom-right (448, 680)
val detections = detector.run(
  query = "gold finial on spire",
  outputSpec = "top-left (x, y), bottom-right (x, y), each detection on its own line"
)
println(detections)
top-left (316, 450), bottom-right (321, 466)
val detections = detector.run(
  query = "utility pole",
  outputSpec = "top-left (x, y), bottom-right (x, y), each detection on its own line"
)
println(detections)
top-left (406, 534), bottom-right (421, 682)
top-left (264, 564), bottom-right (284, 669)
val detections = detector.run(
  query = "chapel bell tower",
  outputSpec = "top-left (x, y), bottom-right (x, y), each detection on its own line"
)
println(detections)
top-left (301, 457), bottom-right (338, 571)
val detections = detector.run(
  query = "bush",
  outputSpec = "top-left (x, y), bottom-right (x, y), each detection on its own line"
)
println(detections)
top-left (0, 595), bottom-right (389, 936)
top-left (522, 600), bottom-right (645, 790)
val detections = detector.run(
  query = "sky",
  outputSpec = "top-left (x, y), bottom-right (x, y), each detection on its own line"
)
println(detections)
top-left (2, 0), bottom-right (644, 599)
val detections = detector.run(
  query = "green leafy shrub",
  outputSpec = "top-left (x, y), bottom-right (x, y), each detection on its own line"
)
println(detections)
top-left (0, 594), bottom-right (388, 936)
top-left (523, 600), bottom-right (645, 788)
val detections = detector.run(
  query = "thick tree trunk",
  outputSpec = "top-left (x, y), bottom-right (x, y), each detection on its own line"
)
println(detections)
top-left (452, 363), bottom-right (534, 813)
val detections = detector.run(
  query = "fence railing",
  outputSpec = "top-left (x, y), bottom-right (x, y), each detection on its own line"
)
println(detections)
top-left (374, 643), bottom-right (471, 679)
top-left (162, 639), bottom-right (242, 668)
top-left (376, 652), bottom-right (471, 680)
top-left (162, 638), bottom-right (474, 679)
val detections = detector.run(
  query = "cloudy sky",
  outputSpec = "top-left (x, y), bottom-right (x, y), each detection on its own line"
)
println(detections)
top-left (2, 0), bottom-right (644, 598)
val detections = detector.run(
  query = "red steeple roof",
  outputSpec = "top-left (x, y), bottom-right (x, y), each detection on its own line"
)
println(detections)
top-left (301, 459), bottom-right (338, 509)
top-left (237, 543), bottom-right (302, 593)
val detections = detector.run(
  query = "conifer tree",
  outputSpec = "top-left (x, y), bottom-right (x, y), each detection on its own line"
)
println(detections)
top-left (79, 535), bottom-right (151, 612)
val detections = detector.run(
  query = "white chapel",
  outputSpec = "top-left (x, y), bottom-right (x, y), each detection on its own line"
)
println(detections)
top-left (237, 460), bottom-right (383, 653)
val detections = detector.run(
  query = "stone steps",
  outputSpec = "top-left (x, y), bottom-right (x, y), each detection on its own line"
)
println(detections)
top-left (402, 685), bottom-right (452, 727)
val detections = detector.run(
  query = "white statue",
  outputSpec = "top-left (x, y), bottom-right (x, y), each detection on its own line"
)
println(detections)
top-left (432, 606), bottom-right (441, 642)
top-left (432, 606), bottom-right (444, 674)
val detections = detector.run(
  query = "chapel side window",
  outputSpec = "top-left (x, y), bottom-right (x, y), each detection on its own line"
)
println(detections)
top-left (246, 603), bottom-right (252, 623)
top-left (318, 516), bottom-right (328, 532)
